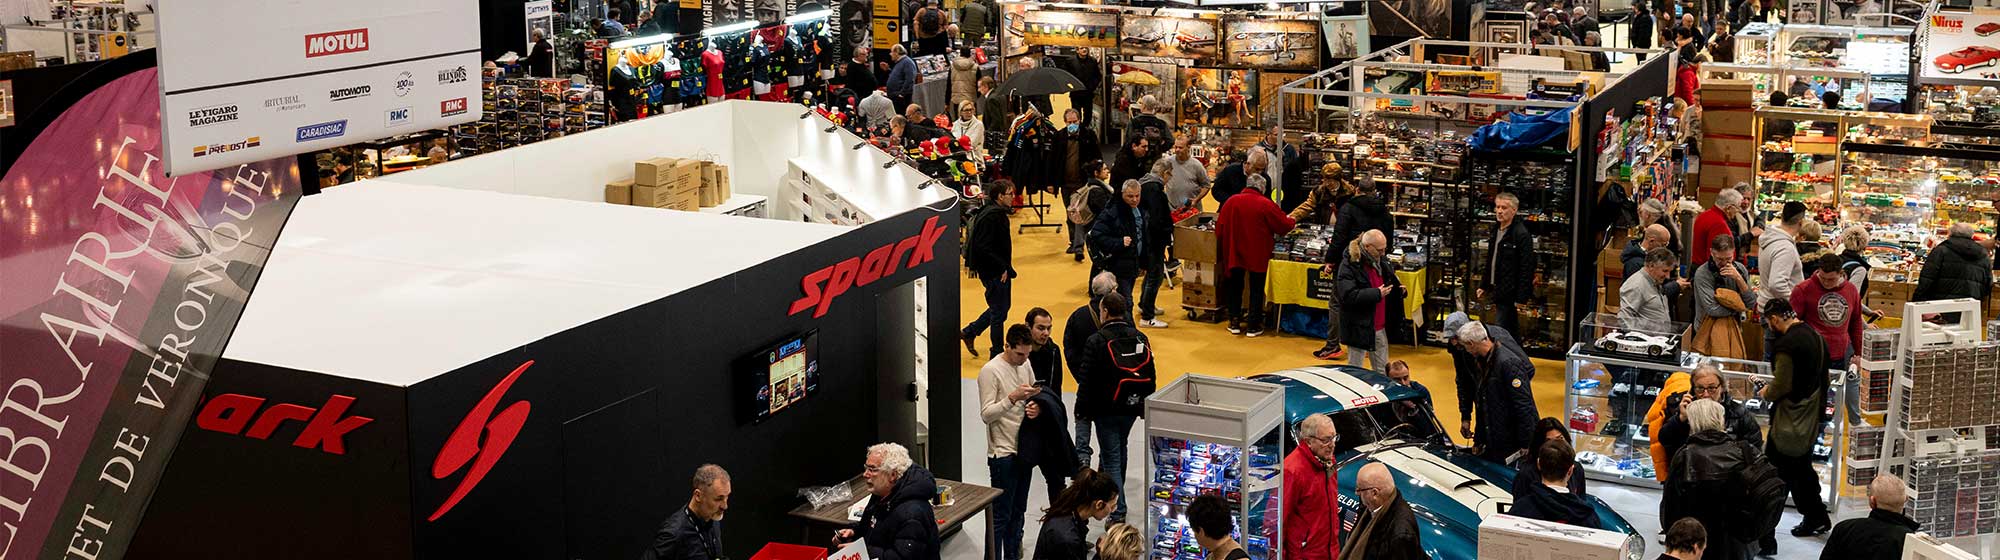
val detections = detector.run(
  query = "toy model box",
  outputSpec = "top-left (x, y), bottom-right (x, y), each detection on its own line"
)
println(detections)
top-left (1478, 514), bottom-right (1631, 560)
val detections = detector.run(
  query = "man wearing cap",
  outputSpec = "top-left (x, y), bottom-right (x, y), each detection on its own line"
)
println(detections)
top-left (1757, 201), bottom-right (1810, 361)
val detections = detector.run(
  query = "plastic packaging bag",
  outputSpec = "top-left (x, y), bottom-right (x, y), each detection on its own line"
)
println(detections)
top-left (799, 483), bottom-right (855, 510)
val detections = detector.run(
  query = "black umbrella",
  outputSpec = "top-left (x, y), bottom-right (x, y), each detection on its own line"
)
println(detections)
top-left (996, 67), bottom-right (1085, 97)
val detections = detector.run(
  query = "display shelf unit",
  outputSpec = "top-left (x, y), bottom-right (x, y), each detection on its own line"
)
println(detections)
top-left (1466, 148), bottom-right (1577, 357)
top-left (1750, 108), bottom-right (1931, 225)
top-left (1875, 299), bottom-right (2000, 549)
top-left (1144, 375), bottom-right (1286, 560)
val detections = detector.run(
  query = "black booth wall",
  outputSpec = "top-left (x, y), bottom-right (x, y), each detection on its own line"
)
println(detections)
top-left (1569, 51), bottom-right (1675, 343)
top-left (482, 0), bottom-right (532, 63)
top-left (129, 200), bottom-right (964, 560)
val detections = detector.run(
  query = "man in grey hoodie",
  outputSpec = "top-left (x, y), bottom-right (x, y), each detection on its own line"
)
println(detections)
top-left (1757, 201), bottom-right (1809, 361)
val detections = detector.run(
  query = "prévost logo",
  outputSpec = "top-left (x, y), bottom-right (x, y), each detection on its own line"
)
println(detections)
top-left (437, 65), bottom-right (469, 85)
top-left (187, 103), bottom-right (239, 128)
top-left (789, 215), bottom-right (949, 318)
top-left (195, 392), bottom-right (376, 455)
top-left (306, 28), bottom-right (370, 57)
top-left (192, 136), bottom-right (261, 158)
top-left (395, 71), bottom-right (416, 97)
top-left (296, 119), bottom-right (349, 142)
top-left (329, 84), bottom-right (372, 102)
top-left (427, 360), bottom-right (534, 521)
top-left (440, 97), bottom-right (469, 117)
top-left (264, 94), bottom-right (307, 112)
top-left (387, 106), bottom-right (413, 127)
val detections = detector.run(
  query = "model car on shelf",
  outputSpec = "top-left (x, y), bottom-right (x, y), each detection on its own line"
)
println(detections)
top-left (1250, 366), bottom-right (1645, 560)
top-left (1593, 331), bottom-right (1679, 357)
top-left (1936, 46), bottom-right (2000, 74)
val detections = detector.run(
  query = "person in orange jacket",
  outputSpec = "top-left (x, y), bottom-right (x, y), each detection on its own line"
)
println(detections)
top-left (1646, 370), bottom-right (1691, 483)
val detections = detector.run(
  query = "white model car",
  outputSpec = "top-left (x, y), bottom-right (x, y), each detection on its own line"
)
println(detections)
top-left (1594, 331), bottom-right (1677, 357)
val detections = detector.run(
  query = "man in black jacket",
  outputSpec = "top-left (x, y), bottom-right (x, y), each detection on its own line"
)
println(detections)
top-left (1021, 307), bottom-right (1076, 500)
top-left (1655, 364), bottom-right (1762, 463)
top-left (1089, 181), bottom-right (1148, 305)
top-left (1135, 160), bottom-right (1176, 327)
top-left (1210, 148), bottom-right (1267, 207)
top-left (1508, 440), bottom-right (1601, 529)
top-left (641, 465), bottom-right (730, 560)
top-left (1065, 272), bottom-right (1118, 470)
top-left (1913, 222), bottom-right (1994, 305)
top-left (1479, 192), bottom-right (1535, 333)
top-left (835, 443), bottom-right (941, 560)
top-left (1108, 138), bottom-right (1156, 191)
top-left (1335, 230), bottom-right (1404, 372)
top-left (524, 28), bottom-right (555, 77)
top-left (1317, 178), bottom-right (1396, 359)
top-left (1821, 474), bottom-right (1920, 560)
top-left (1339, 462), bottom-right (1427, 560)
top-left (1074, 294), bottom-right (1155, 523)
top-left (1760, 298), bottom-right (1831, 548)
top-left (962, 181), bottom-right (1017, 357)
top-left (1454, 320), bottom-right (1539, 464)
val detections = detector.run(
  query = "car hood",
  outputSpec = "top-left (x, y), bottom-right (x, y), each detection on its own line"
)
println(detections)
top-left (1337, 441), bottom-right (1640, 559)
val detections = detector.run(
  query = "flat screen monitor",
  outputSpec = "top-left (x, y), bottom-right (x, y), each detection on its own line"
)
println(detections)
top-left (738, 330), bottom-right (820, 424)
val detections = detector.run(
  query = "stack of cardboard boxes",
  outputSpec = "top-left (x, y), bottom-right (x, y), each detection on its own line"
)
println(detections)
top-left (603, 157), bottom-right (732, 211)
top-left (1173, 213), bottom-right (1220, 315)
top-left (1698, 79), bottom-right (1757, 207)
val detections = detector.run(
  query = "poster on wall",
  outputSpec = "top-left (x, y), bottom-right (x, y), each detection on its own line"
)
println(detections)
top-left (526, 0), bottom-right (555, 48)
top-left (156, 0), bottom-right (482, 176)
top-left (872, 0), bottom-right (901, 50)
top-left (1260, 72), bottom-right (1312, 128)
top-left (1373, 0), bottom-right (1451, 39)
top-left (1120, 15), bottom-right (1221, 62)
top-left (1020, 10), bottom-right (1118, 49)
top-left (841, 0), bottom-right (872, 54)
top-left (1323, 15), bottom-right (1370, 59)
top-left (1182, 67), bottom-right (1259, 128)
top-left (1789, 0), bottom-right (1823, 24)
top-left (1002, 5), bottom-right (1029, 56)
top-left (1224, 19), bottom-right (1319, 68)
top-left (1921, 10), bottom-right (2000, 81)
top-left (1111, 60), bottom-right (1180, 129)
top-left (0, 62), bottom-right (301, 560)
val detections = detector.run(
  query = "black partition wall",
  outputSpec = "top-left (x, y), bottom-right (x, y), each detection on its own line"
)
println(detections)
top-left (1570, 51), bottom-right (1676, 345)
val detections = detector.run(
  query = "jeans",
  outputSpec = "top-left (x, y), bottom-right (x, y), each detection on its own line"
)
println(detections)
top-left (1088, 415), bottom-right (1138, 521)
top-left (1139, 256), bottom-right (1165, 320)
top-left (1349, 329), bottom-right (1389, 371)
top-left (962, 273), bottom-right (1012, 354)
top-left (1493, 296), bottom-right (1520, 334)
top-left (1073, 413), bottom-right (1094, 469)
top-left (1112, 266), bottom-right (1137, 308)
top-left (1763, 321), bottom-right (1779, 363)
top-left (987, 455), bottom-right (1033, 560)
top-left (1221, 268), bottom-right (1268, 325)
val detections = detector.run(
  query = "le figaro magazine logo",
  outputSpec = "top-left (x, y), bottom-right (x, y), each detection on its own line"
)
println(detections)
top-left (186, 103), bottom-right (239, 128)
top-left (306, 28), bottom-right (369, 57)
top-left (428, 360), bottom-right (534, 521)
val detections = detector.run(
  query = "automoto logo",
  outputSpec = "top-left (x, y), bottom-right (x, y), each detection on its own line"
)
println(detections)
top-left (306, 28), bottom-right (370, 57)
top-left (440, 97), bottom-right (469, 117)
top-left (395, 71), bottom-right (415, 97)
top-left (387, 106), bottom-right (413, 127)
top-left (329, 84), bottom-right (372, 102)
top-left (187, 103), bottom-right (239, 128)
top-left (438, 65), bottom-right (469, 85)
top-left (192, 136), bottom-right (261, 157)
top-left (264, 94), bottom-right (307, 112)
top-left (296, 119), bottom-right (349, 142)
top-left (428, 360), bottom-right (534, 521)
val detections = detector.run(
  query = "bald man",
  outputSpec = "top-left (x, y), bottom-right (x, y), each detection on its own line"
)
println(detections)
top-left (1340, 463), bottom-right (1425, 560)
top-left (1335, 229), bottom-right (1404, 372)
top-left (1623, 224), bottom-right (1675, 280)
top-left (1820, 474), bottom-right (1918, 560)
top-left (1283, 415), bottom-right (1340, 560)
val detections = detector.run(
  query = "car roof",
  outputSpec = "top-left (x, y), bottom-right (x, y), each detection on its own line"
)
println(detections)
top-left (1247, 365), bottom-right (1425, 422)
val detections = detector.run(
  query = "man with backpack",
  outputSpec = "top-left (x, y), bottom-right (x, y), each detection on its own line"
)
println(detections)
top-left (1074, 293), bottom-right (1156, 524)
top-left (1758, 298), bottom-right (1832, 553)
top-left (1067, 161), bottom-right (1113, 264)
top-left (912, 0), bottom-right (951, 56)
top-left (1664, 399), bottom-right (1786, 560)
top-left (961, 180), bottom-right (1017, 358)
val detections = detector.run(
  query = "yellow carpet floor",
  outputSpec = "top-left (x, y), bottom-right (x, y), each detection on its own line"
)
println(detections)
top-left (956, 210), bottom-right (1574, 442)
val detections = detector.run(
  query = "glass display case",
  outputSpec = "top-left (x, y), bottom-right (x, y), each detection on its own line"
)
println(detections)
top-left (1923, 84), bottom-right (2000, 126)
top-left (1778, 25), bottom-right (1853, 70)
top-left (1145, 375), bottom-right (1286, 560)
top-left (1735, 22), bottom-right (1781, 66)
top-left (1754, 107), bottom-right (1846, 224)
top-left (1842, 143), bottom-right (2000, 256)
top-left (1466, 149), bottom-right (1577, 358)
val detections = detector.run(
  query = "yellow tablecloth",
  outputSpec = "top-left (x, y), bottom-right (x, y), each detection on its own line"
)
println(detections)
top-left (1264, 259), bottom-right (1426, 321)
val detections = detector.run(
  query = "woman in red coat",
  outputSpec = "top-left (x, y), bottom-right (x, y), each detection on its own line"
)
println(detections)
top-left (1215, 158), bottom-right (1296, 337)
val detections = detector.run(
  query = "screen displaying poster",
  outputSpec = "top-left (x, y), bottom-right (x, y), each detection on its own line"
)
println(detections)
top-left (0, 63), bottom-right (300, 560)
top-left (1224, 19), bottom-right (1319, 69)
top-left (1120, 15), bottom-right (1221, 62)
top-left (1921, 10), bottom-right (2000, 81)
top-left (1322, 15), bottom-right (1370, 59)
top-left (1021, 10), bottom-right (1118, 49)
top-left (156, 0), bottom-right (482, 176)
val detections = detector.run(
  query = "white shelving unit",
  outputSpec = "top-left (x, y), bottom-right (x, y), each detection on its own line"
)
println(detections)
top-left (1876, 299), bottom-right (2000, 556)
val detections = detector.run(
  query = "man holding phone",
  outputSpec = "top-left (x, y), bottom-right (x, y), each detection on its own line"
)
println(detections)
top-left (1333, 230), bottom-right (1404, 372)
top-left (977, 325), bottom-right (1042, 560)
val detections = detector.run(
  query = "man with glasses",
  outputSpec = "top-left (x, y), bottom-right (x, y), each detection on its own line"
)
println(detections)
top-left (1339, 463), bottom-right (1426, 560)
top-left (1282, 414), bottom-right (1341, 560)
top-left (1654, 364), bottom-right (1762, 475)
top-left (834, 443), bottom-right (942, 560)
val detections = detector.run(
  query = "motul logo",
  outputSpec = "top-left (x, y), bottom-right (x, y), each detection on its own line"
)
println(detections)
top-left (789, 216), bottom-right (948, 318)
top-left (428, 360), bottom-right (533, 521)
top-left (306, 28), bottom-right (370, 57)
top-left (195, 393), bottom-right (375, 455)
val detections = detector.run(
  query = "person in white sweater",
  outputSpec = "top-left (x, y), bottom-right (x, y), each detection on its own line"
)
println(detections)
top-left (979, 324), bottom-right (1041, 560)
top-left (1757, 201), bottom-right (1809, 361)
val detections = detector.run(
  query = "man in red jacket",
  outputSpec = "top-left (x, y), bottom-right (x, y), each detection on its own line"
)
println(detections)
top-left (1284, 413), bottom-right (1341, 560)
top-left (1691, 187), bottom-right (1743, 266)
top-left (1215, 159), bottom-right (1297, 337)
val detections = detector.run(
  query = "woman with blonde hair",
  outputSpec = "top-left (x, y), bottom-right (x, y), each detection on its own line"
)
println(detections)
top-left (1838, 225), bottom-right (1883, 321)
top-left (1094, 523), bottom-right (1144, 560)
top-left (952, 100), bottom-right (986, 158)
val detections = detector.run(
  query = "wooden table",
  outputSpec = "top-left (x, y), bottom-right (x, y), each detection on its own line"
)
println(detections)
top-left (786, 477), bottom-right (1003, 560)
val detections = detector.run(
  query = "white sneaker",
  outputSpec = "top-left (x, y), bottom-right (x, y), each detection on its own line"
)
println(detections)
top-left (1141, 318), bottom-right (1169, 328)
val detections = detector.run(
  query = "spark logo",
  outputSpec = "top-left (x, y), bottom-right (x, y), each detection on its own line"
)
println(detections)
top-left (195, 393), bottom-right (375, 454)
top-left (306, 28), bottom-right (370, 57)
top-left (788, 215), bottom-right (948, 318)
top-left (427, 360), bottom-right (533, 521)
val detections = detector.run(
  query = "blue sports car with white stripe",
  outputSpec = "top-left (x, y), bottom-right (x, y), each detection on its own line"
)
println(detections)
top-left (1247, 365), bottom-right (1645, 560)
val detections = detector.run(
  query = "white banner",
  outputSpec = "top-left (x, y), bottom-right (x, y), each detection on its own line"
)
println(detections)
top-left (1921, 10), bottom-right (2000, 82)
top-left (157, 0), bottom-right (482, 176)
top-left (527, 0), bottom-right (555, 49)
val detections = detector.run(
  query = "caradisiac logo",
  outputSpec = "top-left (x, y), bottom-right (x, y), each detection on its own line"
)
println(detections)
top-left (789, 215), bottom-right (949, 318)
top-left (387, 106), bottom-right (413, 127)
top-left (296, 120), bottom-right (348, 142)
top-left (427, 360), bottom-right (533, 521)
top-left (195, 393), bottom-right (375, 455)
top-left (264, 94), bottom-right (306, 112)
top-left (395, 71), bottom-right (415, 97)
top-left (440, 97), bottom-right (469, 117)
top-left (192, 136), bottom-right (261, 158)
top-left (438, 65), bottom-right (469, 85)
top-left (329, 84), bottom-right (372, 102)
top-left (306, 28), bottom-right (370, 57)
top-left (187, 103), bottom-right (239, 128)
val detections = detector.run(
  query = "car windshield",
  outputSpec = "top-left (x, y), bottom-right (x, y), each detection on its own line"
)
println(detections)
top-left (1328, 396), bottom-right (1444, 454)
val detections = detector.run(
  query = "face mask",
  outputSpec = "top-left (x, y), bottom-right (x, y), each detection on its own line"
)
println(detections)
top-left (1067, 124), bottom-right (1079, 132)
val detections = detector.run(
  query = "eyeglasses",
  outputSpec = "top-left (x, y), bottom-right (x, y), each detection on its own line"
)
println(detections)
top-left (1355, 485), bottom-right (1387, 495)
top-left (863, 463), bottom-right (883, 474)
top-left (1693, 383), bottom-right (1723, 393)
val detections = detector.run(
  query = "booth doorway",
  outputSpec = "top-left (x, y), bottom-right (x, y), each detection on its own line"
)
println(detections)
top-left (874, 277), bottom-right (929, 464)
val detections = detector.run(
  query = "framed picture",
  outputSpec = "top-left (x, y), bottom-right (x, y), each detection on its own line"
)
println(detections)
top-left (1121, 15), bottom-right (1222, 63)
top-left (1482, 20), bottom-right (1528, 62)
top-left (1371, 0), bottom-right (1452, 39)
top-left (1111, 61), bottom-right (1181, 128)
top-left (1224, 18), bottom-right (1320, 69)
top-left (1321, 15), bottom-right (1370, 59)
top-left (1260, 71), bottom-right (1313, 128)
top-left (1181, 67), bottom-right (1260, 129)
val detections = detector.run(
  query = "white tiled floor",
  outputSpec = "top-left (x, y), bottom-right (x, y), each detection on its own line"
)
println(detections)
top-left (943, 380), bottom-right (1835, 560)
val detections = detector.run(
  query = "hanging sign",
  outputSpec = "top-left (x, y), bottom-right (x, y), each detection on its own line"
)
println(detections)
top-left (526, 0), bottom-right (556, 48)
top-left (156, 0), bottom-right (482, 176)
top-left (872, 0), bottom-right (900, 49)
top-left (1921, 10), bottom-right (2000, 81)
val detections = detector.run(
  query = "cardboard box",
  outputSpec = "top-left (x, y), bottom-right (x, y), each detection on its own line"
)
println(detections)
top-left (631, 184), bottom-right (670, 208)
top-left (1182, 261), bottom-right (1217, 285)
top-left (1173, 213), bottom-right (1219, 264)
top-left (1701, 137), bottom-right (1755, 164)
top-left (1181, 282), bottom-right (1217, 308)
top-left (1705, 109), bottom-right (1754, 136)
top-left (668, 158), bottom-right (702, 191)
top-left (663, 184), bottom-right (700, 211)
top-left (635, 158), bottom-right (677, 186)
top-left (605, 179), bottom-right (634, 205)
top-left (1479, 514), bottom-right (1632, 560)
top-left (1703, 80), bottom-right (1757, 108)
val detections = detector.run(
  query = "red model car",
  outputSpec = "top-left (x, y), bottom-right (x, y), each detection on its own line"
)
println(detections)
top-left (1937, 46), bottom-right (2000, 73)
top-left (1979, 22), bottom-right (2000, 36)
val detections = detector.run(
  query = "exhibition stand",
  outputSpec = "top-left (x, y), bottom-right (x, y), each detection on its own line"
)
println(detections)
top-left (126, 101), bottom-right (966, 560)
top-left (1145, 374), bottom-right (1287, 560)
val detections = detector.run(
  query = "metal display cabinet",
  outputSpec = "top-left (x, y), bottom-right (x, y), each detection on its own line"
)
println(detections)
top-left (1145, 375), bottom-right (1287, 560)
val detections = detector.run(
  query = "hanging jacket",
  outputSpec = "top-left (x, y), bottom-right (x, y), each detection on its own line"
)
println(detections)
top-left (1913, 234), bottom-right (1994, 304)
top-left (1016, 389), bottom-right (1078, 477)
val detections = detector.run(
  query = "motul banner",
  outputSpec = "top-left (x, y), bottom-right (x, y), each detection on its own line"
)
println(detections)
top-left (0, 65), bottom-right (299, 559)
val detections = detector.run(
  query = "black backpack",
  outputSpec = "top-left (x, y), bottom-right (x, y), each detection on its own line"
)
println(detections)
top-left (1731, 441), bottom-right (1789, 543)
top-left (1103, 330), bottom-right (1157, 408)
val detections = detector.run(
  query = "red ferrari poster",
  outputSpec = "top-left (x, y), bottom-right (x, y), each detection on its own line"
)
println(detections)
top-left (1923, 10), bottom-right (2000, 81)
top-left (0, 64), bottom-right (299, 559)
